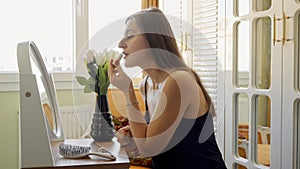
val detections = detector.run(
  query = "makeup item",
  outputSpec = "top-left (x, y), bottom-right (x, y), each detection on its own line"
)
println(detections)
top-left (113, 53), bottom-right (123, 76)
top-left (117, 53), bottom-right (123, 61)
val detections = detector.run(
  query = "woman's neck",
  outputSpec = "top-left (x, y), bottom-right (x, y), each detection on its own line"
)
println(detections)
top-left (144, 68), bottom-right (170, 85)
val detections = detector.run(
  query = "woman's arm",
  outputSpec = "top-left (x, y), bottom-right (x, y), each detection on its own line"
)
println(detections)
top-left (109, 60), bottom-right (201, 157)
top-left (128, 70), bottom-right (200, 157)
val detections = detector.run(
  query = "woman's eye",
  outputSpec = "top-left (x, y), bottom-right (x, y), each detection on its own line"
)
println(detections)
top-left (126, 35), bottom-right (134, 40)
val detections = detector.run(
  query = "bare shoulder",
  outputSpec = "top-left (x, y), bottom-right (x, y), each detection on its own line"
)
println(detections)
top-left (162, 70), bottom-right (196, 93)
top-left (167, 70), bottom-right (195, 85)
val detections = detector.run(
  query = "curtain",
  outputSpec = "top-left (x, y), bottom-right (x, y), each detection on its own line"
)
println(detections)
top-left (142, 0), bottom-right (159, 9)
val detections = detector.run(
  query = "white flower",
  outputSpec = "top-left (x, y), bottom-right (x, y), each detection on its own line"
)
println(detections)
top-left (77, 48), bottom-right (120, 95)
top-left (95, 52), bottom-right (103, 66)
top-left (97, 49), bottom-right (120, 66)
top-left (97, 48), bottom-right (108, 66)
top-left (84, 49), bottom-right (97, 64)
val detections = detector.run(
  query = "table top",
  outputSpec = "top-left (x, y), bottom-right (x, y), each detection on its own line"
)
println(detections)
top-left (23, 137), bottom-right (130, 169)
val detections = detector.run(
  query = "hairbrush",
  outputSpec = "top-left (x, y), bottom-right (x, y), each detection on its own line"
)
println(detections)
top-left (58, 143), bottom-right (116, 160)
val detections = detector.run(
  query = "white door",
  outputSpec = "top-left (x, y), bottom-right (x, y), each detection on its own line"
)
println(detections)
top-left (225, 0), bottom-right (282, 168)
top-left (282, 0), bottom-right (300, 168)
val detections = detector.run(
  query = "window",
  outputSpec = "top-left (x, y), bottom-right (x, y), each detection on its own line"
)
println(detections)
top-left (89, 0), bottom-right (140, 40)
top-left (0, 0), bottom-right (141, 91)
top-left (0, 0), bottom-right (72, 72)
top-left (236, 20), bottom-right (250, 88)
top-left (87, 0), bottom-right (142, 86)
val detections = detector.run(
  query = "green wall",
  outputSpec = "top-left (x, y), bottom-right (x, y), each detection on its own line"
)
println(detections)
top-left (0, 91), bottom-right (20, 169)
top-left (0, 89), bottom-right (81, 169)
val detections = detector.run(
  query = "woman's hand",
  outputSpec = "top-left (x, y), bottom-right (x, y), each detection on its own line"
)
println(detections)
top-left (108, 59), bottom-right (132, 93)
top-left (116, 125), bottom-right (144, 158)
top-left (115, 125), bottom-right (132, 146)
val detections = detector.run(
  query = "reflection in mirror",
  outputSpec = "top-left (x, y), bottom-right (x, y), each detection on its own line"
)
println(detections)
top-left (236, 21), bottom-right (249, 88)
top-left (29, 49), bottom-right (56, 131)
top-left (236, 0), bottom-right (249, 16)
top-left (27, 42), bottom-right (63, 139)
top-left (256, 0), bottom-right (271, 12)
top-left (235, 93), bottom-right (249, 159)
top-left (255, 95), bottom-right (271, 167)
top-left (255, 17), bottom-right (271, 89)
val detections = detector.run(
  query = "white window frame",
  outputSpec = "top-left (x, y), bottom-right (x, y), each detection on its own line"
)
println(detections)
top-left (0, 0), bottom-right (86, 92)
top-left (1, 0), bottom-right (143, 92)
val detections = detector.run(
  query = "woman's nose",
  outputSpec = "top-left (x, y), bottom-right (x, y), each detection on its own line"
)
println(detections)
top-left (118, 38), bottom-right (126, 49)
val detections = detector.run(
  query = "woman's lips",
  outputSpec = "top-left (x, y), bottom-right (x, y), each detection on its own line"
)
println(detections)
top-left (123, 52), bottom-right (129, 58)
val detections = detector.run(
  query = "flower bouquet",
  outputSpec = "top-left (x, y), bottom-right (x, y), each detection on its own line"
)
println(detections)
top-left (76, 49), bottom-right (120, 142)
top-left (76, 49), bottom-right (120, 95)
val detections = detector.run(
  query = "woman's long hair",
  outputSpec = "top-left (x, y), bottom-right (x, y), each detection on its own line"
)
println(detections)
top-left (126, 7), bottom-right (214, 115)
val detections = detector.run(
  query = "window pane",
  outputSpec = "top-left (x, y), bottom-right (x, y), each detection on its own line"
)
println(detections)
top-left (236, 0), bottom-right (250, 16)
top-left (0, 0), bottom-right (73, 72)
top-left (89, 0), bottom-right (140, 41)
top-left (88, 0), bottom-right (141, 81)
top-left (235, 93), bottom-right (249, 159)
top-left (233, 163), bottom-right (247, 169)
top-left (256, 0), bottom-right (271, 12)
top-left (298, 14), bottom-right (300, 91)
top-left (236, 21), bottom-right (250, 88)
top-left (255, 17), bottom-right (271, 89)
top-left (255, 95), bottom-right (271, 167)
top-left (296, 100), bottom-right (300, 169)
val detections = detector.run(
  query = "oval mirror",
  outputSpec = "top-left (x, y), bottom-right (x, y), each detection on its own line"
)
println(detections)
top-left (19, 41), bottom-right (64, 140)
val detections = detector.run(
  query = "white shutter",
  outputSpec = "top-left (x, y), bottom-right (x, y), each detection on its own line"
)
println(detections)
top-left (192, 0), bottom-right (219, 107)
top-left (162, 0), bottom-right (220, 113)
top-left (160, 0), bottom-right (187, 56)
top-left (192, 0), bottom-right (225, 155)
top-left (162, 0), bottom-right (225, 154)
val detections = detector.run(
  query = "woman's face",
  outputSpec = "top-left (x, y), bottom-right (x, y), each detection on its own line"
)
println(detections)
top-left (118, 19), bottom-right (151, 67)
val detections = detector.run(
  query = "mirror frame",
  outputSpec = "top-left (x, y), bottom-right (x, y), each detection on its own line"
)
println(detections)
top-left (18, 41), bottom-right (64, 167)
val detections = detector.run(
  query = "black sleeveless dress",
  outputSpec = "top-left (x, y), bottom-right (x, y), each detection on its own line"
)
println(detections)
top-left (151, 112), bottom-right (227, 169)
top-left (143, 76), bottom-right (227, 169)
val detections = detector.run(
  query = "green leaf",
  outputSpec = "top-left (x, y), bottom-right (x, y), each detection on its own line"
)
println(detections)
top-left (103, 62), bottom-right (108, 73)
top-left (88, 77), bottom-right (96, 84)
top-left (89, 84), bottom-right (96, 92)
top-left (87, 63), bottom-right (97, 78)
top-left (76, 76), bottom-right (88, 85)
top-left (98, 66), bottom-right (106, 85)
top-left (84, 85), bottom-right (92, 93)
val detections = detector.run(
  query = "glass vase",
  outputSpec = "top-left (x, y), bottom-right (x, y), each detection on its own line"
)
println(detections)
top-left (90, 94), bottom-right (115, 142)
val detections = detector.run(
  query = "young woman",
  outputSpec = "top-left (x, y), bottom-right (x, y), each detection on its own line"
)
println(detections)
top-left (109, 7), bottom-right (227, 169)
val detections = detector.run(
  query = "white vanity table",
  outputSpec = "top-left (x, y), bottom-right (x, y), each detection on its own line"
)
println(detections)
top-left (22, 137), bottom-right (130, 169)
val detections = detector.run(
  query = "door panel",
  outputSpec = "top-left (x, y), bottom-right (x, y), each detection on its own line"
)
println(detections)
top-left (225, 0), bottom-right (282, 168)
top-left (282, 0), bottom-right (300, 168)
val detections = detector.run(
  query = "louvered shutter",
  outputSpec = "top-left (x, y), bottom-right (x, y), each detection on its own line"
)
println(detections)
top-left (162, 0), bottom-right (224, 152)
top-left (192, 0), bottom-right (219, 108)
top-left (161, 0), bottom-right (219, 108)
top-left (160, 0), bottom-right (187, 55)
